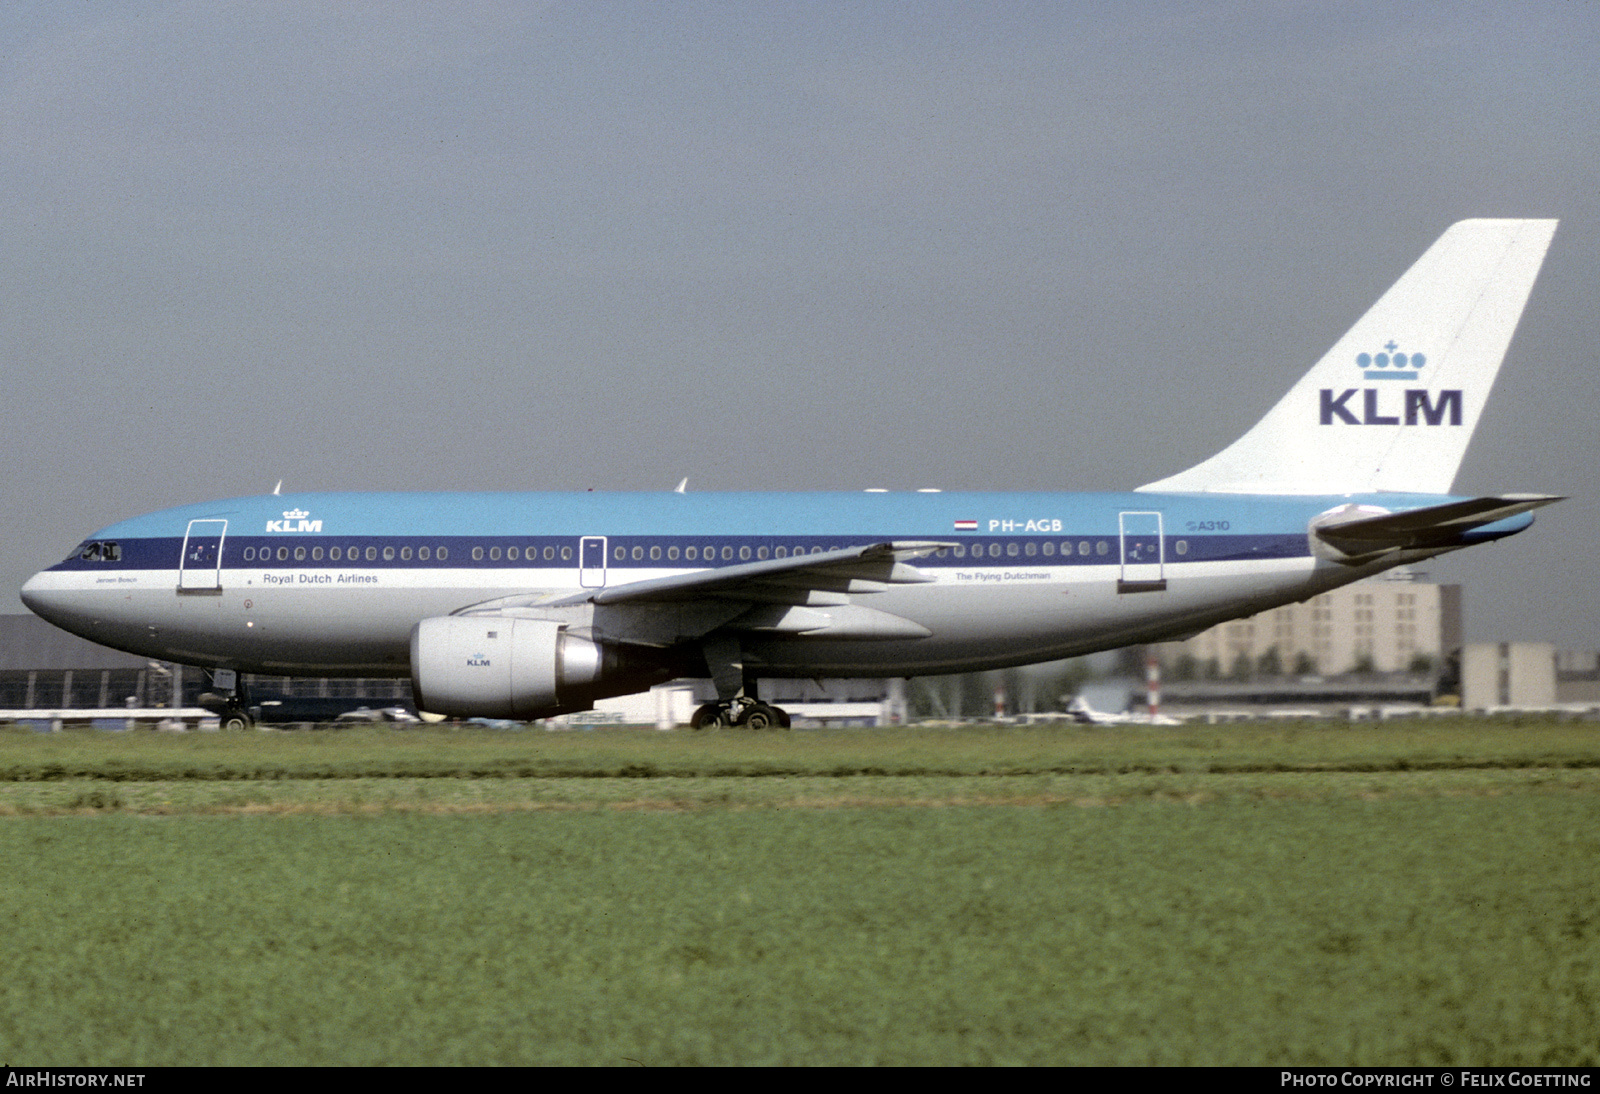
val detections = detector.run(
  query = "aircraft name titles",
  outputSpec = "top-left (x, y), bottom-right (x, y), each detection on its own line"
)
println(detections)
top-left (954, 570), bottom-right (1053, 583)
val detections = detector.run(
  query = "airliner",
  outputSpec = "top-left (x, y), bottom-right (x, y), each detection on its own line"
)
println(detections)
top-left (20, 220), bottom-right (1561, 729)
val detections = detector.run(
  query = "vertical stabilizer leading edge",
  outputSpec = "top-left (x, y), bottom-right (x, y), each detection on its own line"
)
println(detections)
top-left (1137, 219), bottom-right (1558, 495)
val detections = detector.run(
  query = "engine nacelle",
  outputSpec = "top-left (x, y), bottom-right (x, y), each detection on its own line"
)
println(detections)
top-left (410, 616), bottom-right (605, 719)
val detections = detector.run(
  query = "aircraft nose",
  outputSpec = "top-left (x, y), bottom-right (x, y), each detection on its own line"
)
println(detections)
top-left (19, 571), bottom-right (45, 612)
top-left (19, 570), bottom-right (72, 627)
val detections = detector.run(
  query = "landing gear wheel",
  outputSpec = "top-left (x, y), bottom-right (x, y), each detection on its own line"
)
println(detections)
top-left (690, 703), bottom-right (730, 730)
top-left (736, 703), bottom-right (790, 730)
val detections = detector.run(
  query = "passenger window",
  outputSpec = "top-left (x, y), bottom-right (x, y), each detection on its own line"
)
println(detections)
top-left (722, 546), bottom-right (733, 561)
top-left (686, 547), bottom-right (697, 561)
top-left (1175, 540), bottom-right (1188, 556)
top-left (348, 546), bottom-right (360, 559)
top-left (243, 547), bottom-right (255, 562)
top-left (277, 547), bottom-right (289, 562)
top-left (384, 546), bottom-right (396, 561)
top-left (312, 546), bottom-right (324, 561)
top-left (756, 546), bottom-right (768, 560)
top-left (1042, 542), bottom-right (1054, 557)
top-left (775, 547), bottom-right (786, 559)
top-left (989, 543), bottom-right (1002, 558)
top-left (739, 546), bottom-right (750, 561)
top-left (489, 547), bottom-right (500, 561)
top-left (650, 546), bottom-right (661, 561)
top-left (632, 546), bottom-right (643, 560)
top-left (1024, 542), bottom-right (1036, 557)
top-left (505, 546), bottom-right (517, 561)
top-left (401, 546), bottom-right (413, 561)
top-left (330, 547), bottom-right (341, 561)
top-left (437, 546), bottom-right (448, 561)
top-left (473, 547), bottom-right (484, 561)
top-left (1006, 542), bottom-right (1019, 557)
top-left (614, 546), bottom-right (625, 560)
top-left (953, 545), bottom-right (965, 558)
top-left (1096, 541), bottom-right (1108, 556)
top-left (419, 546), bottom-right (430, 561)
top-left (295, 546), bottom-right (307, 561)
top-left (668, 546), bottom-right (679, 560)
top-left (366, 546), bottom-right (378, 561)
top-left (1079, 541), bottom-right (1091, 556)
top-left (543, 546), bottom-right (555, 561)
top-left (558, 546), bottom-right (569, 561)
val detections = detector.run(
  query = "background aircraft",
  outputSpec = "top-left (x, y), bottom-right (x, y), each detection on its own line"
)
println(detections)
top-left (1065, 696), bottom-right (1183, 727)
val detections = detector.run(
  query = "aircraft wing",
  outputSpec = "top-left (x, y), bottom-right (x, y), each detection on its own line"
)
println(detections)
top-left (462, 541), bottom-right (956, 645)
top-left (570, 541), bottom-right (951, 606)
top-left (1311, 494), bottom-right (1561, 561)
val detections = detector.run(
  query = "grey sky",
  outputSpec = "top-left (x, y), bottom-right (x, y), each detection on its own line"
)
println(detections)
top-left (2, 2), bottom-right (1596, 646)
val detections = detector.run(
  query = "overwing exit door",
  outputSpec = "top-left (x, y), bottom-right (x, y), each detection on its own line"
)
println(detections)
top-left (579, 536), bottom-right (607, 588)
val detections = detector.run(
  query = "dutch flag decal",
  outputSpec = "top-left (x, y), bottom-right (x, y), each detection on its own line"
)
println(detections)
top-left (954, 520), bottom-right (978, 531)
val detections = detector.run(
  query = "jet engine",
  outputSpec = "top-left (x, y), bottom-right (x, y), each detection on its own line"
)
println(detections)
top-left (410, 616), bottom-right (609, 719)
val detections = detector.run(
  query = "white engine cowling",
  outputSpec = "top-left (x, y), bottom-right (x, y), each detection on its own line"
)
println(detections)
top-left (410, 616), bottom-right (604, 719)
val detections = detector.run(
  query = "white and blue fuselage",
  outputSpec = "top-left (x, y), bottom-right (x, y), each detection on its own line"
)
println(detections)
top-left (17, 220), bottom-right (1564, 722)
top-left (20, 488), bottom-right (1531, 677)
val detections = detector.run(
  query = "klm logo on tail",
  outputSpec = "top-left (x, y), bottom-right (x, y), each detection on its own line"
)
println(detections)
top-left (1358, 340), bottom-right (1423, 380)
top-left (1321, 342), bottom-right (1460, 426)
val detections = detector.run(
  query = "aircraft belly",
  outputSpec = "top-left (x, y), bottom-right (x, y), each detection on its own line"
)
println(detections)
top-left (24, 554), bottom-right (1371, 680)
top-left (745, 559), bottom-right (1320, 676)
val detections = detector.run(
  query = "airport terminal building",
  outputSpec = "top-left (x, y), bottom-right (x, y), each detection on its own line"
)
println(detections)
top-left (1155, 574), bottom-right (1460, 678)
top-left (0, 614), bottom-right (409, 720)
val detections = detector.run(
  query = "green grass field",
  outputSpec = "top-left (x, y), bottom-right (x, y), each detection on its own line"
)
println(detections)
top-left (0, 720), bottom-right (1596, 1065)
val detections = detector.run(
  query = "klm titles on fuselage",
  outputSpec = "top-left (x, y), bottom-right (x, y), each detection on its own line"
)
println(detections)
top-left (1320, 343), bottom-right (1462, 426)
top-left (265, 508), bottom-right (323, 533)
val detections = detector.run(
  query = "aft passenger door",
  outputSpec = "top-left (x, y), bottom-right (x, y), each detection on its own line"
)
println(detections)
top-left (1117, 511), bottom-right (1166, 593)
top-left (178, 519), bottom-right (227, 593)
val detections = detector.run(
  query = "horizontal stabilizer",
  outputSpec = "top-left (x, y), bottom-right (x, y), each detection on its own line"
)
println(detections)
top-left (1311, 494), bottom-right (1561, 562)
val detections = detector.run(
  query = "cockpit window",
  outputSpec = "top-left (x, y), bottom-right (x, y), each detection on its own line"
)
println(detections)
top-left (73, 541), bottom-right (120, 562)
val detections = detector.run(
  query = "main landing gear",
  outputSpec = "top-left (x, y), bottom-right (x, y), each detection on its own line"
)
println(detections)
top-left (690, 635), bottom-right (791, 729)
top-left (690, 699), bottom-right (792, 730)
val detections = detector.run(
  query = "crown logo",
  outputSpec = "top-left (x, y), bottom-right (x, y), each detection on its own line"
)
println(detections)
top-left (1357, 341), bottom-right (1424, 380)
top-left (283, 508), bottom-right (310, 520)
